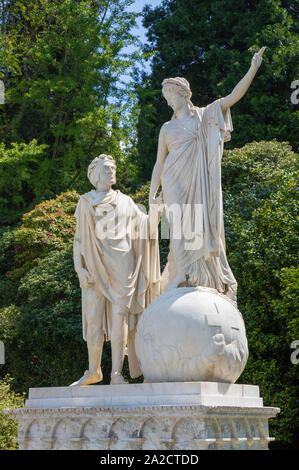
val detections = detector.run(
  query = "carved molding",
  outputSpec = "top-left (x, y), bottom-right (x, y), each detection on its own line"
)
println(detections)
top-left (5, 404), bottom-right (279, 450)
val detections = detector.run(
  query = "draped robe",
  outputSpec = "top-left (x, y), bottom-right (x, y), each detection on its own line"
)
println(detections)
top-left (160, 98), bottom-right (237, 301)
top-left (74, 189), bottom-right (161, 376)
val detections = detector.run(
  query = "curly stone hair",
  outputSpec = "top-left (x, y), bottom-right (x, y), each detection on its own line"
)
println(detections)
top-left (87, 154), bottom-right (116, 187)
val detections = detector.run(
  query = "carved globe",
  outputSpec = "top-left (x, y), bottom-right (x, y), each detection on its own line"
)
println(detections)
top-left (135, 287), bottom-right (249, 384)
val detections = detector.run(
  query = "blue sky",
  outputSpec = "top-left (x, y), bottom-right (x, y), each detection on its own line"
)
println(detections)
top-left (118, 1), bottom-right (163, 84)
top-left (128, 0), bottom-right (163, 45)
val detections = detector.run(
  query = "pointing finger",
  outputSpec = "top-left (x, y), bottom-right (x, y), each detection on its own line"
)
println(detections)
top-left (258, 46), bottom-right (266, 56)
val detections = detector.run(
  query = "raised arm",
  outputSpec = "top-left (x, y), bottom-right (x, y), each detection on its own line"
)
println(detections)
top-left (149, 124), bottom-right (168, 204)
top-left (220, 47), bottom-right (266, 113)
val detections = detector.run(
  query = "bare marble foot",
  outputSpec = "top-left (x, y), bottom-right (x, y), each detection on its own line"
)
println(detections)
top-left (69, 370), bottom-right (103, 387)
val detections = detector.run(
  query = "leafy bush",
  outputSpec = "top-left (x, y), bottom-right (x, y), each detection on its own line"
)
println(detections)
top-left (222, 140), bottom-right (298, 446)
top-left (0, 190), bottom-right (86, 390)
top-left (0, 376), bottom-right (25, 450)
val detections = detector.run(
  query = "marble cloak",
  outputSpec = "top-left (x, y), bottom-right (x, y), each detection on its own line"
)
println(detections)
top-left (74, 189), bottom-right (161, 377)
top-left (161, 98), bottom-right (237, 298)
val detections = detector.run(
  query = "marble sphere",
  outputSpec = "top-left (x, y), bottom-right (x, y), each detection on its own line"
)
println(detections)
top-left (135, 287), bottom-right (249, 384)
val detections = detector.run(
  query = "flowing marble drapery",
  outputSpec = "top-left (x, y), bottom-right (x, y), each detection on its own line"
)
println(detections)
top-left (161, 99), bottom-right (237, 301)
top-left (74, 189), bottom-right (161, 376)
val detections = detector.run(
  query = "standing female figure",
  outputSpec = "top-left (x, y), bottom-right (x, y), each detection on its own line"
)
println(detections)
top-left (149, 48), bottom-right (266, 304)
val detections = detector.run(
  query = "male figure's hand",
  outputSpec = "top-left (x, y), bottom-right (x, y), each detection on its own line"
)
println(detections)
top-left (149, 192), bottom-right (163, 207)
top-left (77, 267), bottom-right (95, 289)
top-left (149, 193), bottom-right (164, 239)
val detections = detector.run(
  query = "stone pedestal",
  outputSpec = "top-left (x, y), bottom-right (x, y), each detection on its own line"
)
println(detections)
top-left (5, 382), bottom-right (279, 450)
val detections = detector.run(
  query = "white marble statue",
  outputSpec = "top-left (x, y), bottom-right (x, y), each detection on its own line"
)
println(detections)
top-left (136, 286), bottom-right (249, 384)
top-left (149, 47), bottom-right (266, 304)
top-left (71, 154), bottom-right (160, 386)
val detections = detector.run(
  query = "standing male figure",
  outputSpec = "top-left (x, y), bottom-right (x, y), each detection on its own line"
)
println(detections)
top-left (71, 154), bottom-right (160, 386)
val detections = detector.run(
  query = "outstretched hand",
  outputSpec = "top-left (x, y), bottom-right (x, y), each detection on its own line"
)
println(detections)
top-left (251, 46), bottom-right (266, 70)
top-left (149, 193), bottom-right (163, 239)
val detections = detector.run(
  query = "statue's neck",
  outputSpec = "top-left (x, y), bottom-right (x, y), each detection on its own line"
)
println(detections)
top-left (95, 183), bottom-right (113, 193)
top-left (173, 104), bottom-right (192, 120)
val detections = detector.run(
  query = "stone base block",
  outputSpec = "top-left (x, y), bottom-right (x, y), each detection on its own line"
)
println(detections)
top-left (5, 382), bottom-right (279, 450)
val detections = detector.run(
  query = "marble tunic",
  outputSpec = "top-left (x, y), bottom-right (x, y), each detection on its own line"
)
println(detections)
top-left (74, 189), bottom-right (161, 344)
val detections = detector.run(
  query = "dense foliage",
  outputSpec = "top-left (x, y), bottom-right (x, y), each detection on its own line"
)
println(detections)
top-left (221, 140), bottom-right (298, 446)
top-left (136, 0), bottom-right (299, 180)
top-left (0, 0), bottom-right (140, 223)
top-left (0, 376), bottom-right (25, 450)
top-left (0, 140), bottom-right (297, 447)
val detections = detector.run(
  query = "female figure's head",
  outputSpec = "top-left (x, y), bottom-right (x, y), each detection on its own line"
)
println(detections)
top-left (162, 77), bottom-right (195, 119)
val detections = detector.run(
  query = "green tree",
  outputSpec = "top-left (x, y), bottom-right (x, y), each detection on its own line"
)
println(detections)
top-left (136, 0), bottom-right (299, 180)
top-left (0, 140), bottom-right (47, 223)
top-left (0, 0), bottom-right (140, 222)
